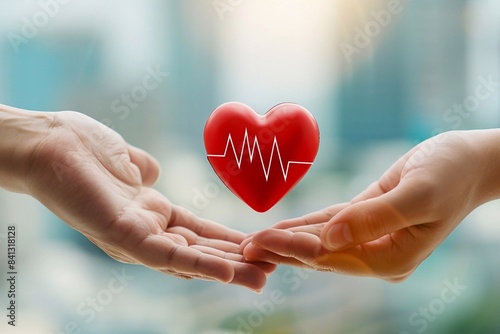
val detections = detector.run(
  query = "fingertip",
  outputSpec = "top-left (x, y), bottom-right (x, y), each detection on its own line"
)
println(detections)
top-left (243, 244), bottom-right (282, 266)
top-left (128, 145), bottom-right (161, 186)
top-left (231, 263), bottom-right (267, 291)
top-left (252, 229), bottom-right (290, 248)
top-left (239, 230), bottom-right (264, 252)
top-left (198, 254), bottom-right (235, 284)
top-left (248, 261), bottom-right (277, 275)
top-left (144, 156), bottom-right (161, 186)
top-left (215, 266), bottom-right (235, 284)
top-left (239, 236), bottom-right (254, 254)
top-left (242, 243), bottom-right (259, 261)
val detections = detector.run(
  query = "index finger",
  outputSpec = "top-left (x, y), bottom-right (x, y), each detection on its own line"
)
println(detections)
top-left (170, 205), bottom-right (247, 243)
top-left (272, 203), bottom-right (350, 230)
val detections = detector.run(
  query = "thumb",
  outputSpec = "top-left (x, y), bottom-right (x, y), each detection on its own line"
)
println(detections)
top-left (320, 178), bottom-right (432, 250)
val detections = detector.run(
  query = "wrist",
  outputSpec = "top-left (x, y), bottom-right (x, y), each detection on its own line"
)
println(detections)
top-left (0, 104), bottom-right (54, 194)
top-left (469, 128), bottom-right (500, 205)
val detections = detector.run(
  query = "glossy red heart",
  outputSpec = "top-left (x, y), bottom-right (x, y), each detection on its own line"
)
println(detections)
top-left (204, 102), bottom-right (320, 212)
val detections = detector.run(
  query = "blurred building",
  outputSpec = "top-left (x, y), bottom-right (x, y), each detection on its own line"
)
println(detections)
top-left (335, 0), bottom-right (469, 150)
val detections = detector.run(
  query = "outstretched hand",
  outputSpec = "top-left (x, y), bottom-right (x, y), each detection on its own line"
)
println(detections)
top-left (23, 111), bottom-right (273, 291)
top-left (244, 131), bottom-right (498, 281)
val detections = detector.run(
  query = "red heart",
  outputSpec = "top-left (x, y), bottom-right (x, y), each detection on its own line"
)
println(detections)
top-left (204, 102), bottom-right (320, 212)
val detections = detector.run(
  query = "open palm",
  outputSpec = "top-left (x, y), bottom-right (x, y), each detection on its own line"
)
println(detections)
top-left (244, 131), bottom-right (484, 281)
top-left (28, 111), bottom-right (272, 290)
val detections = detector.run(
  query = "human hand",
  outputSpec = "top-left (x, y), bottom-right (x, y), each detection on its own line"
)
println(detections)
top-left (7, 108), bottom-right (273, 291)
top-left (244, 130), bottom-right (500, 281)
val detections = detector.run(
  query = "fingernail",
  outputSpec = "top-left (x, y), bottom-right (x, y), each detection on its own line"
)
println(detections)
top-left (324, 222), bottom-right (352, 249)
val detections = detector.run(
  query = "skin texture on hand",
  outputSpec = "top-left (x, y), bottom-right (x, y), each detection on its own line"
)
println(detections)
top-left (244, 130), bottom-right (500, 282)
top-left (0, 106), bottom-right (274, 291)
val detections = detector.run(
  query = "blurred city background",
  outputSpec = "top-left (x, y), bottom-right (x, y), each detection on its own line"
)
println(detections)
top-left (1, 0), bottom-right (500, 333)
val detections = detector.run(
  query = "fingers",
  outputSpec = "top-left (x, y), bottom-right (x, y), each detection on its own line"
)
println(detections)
top-left (136, 190), bottom-right (245, 246)
top-left (230, 261), bottom-right (268, 292)
top-left (239, 234), bottom-right (254, 252)
top-left (132, 197), bottom-right (271, 290)
top-left (245, 225), bottom-right (437, 281)
top-left (169, 205), bottom-right (246, 243)
top-left (313, 226), bottom-right (437, 281)
top-left (271, 203), bottom-right (350, 230)
top-left (191, 242), bottom-right (277, 276)
top-left (158, 260), bottom-right (269, 292)
top-left (166, 225), bottom-right (242, 254)
top-left (165, 208), bottom-right (277, 272)
top-left (138, 235), bottom-right (268, 291)
top-left (320, 177), bottom-right (435, 251)
top-left (287, 223), bottom-right (325, 235)
top-left (128, 145), bottom-right (161, 186)
top-left (190, 245), bottom-right (245, 261)
top-left (246, 261), bottom-right (277, 275)
top-left (239, 202), bottom-right (347, 266)
top-left (246, 202), bottom-right (347, 254)
top-left (131, 208), bottom-right (270, 290)
top-left (241, 203), bottom-right (348, 259)
top-left (246, 229), bottom-right (324, 265)
top-left (350, 181), bottom-right (387, 203)
top-left (244, 241), bottom-right (313, 268)
top-left (350, 151), bottom-right (412, 204)
top-left (134, 234), bottom-right (235, 283)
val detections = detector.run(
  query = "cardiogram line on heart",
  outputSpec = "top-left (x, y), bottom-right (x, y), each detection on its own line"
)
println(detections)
top-left (207, 128), bottom-right (313, 182)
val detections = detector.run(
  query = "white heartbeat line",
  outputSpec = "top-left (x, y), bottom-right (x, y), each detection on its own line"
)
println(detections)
top-left (207, 128), bottom-right (313, 182)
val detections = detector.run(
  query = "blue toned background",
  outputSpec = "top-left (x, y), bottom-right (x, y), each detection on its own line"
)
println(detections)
top-left (1, 0), bottom-right (500, 333)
